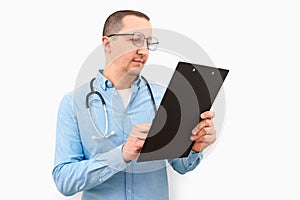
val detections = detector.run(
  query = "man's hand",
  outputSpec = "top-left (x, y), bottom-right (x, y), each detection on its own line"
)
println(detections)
top-left (190, 111), bottom-right (216, 153)
top-left (122, 123), bottom-right (151, 162)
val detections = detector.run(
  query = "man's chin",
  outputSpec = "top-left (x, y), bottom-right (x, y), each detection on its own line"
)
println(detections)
top-left (127, 66), bottom-right (143, 76)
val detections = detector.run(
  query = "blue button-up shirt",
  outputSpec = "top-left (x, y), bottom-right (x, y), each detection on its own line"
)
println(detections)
top-left (53, 70), bottom-right (203, 200)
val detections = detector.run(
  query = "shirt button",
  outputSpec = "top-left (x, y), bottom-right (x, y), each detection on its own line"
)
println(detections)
top-left (128, 189), bottom-right (131, 193)
top-left (99, 178), bottom-right (103, 182)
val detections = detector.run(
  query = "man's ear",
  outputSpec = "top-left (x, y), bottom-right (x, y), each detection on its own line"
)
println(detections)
top-left (102, 36), bottom-right (111, 54)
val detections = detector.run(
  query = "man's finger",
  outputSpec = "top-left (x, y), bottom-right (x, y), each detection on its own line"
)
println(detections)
top-left (130, 131), bottom-right (148, 139)
top-left (135, 123), bottom-right (151, 133)
top-left (192, 119), bottom-right (213, 135)
top-left (193, 129), bottom-right (216, 143)
top-left (190, 127), bottom-right (210, 140)
top-left (200, 111), bottom-right (215, 119)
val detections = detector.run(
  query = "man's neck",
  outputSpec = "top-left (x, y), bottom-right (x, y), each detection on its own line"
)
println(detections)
top-left (103, 64), bottom-right (137, 90)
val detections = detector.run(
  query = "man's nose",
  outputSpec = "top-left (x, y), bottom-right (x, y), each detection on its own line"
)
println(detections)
top-left (137, 46), bottom-right (148, 55)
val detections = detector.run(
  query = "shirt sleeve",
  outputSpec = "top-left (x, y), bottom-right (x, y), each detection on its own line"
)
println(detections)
top-left (52, 93), bottom-right (128, 196)
top-left (168, 150), bottom-right (203, 175)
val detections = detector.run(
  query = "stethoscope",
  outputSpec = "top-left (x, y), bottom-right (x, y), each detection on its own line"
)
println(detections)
top-left (86, 76), bottom-right (157, 139)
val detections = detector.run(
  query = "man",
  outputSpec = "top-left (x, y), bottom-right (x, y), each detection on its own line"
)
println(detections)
top-left (53, 10), bottom-right (216, 200)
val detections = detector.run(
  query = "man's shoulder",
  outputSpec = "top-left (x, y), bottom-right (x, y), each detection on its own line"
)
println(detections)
top-left (59, 81), bottom-right (90, 107)
top-left (146, 81), bottom-right (167, 105)
top-left (147, 81), bottom-right (167, 94)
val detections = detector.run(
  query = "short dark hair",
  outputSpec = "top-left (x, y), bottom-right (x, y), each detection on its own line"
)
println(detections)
top-left (102, 10), bottom-right (150, 36)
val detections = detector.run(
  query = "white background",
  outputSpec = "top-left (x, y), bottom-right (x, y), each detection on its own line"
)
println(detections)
top-left (1, 0), bottom-right (299, 199)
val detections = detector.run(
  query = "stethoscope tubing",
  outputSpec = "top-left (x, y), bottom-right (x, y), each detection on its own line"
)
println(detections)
top-left (86, 76), bottom-right (156, 139)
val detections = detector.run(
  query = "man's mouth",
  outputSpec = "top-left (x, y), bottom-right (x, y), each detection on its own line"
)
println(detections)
top-left (132, 58), bottom-right (144, 65)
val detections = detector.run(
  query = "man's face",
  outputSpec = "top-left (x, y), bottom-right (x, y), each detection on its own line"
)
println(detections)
top-left (105, 15), bottom-right (152, 76)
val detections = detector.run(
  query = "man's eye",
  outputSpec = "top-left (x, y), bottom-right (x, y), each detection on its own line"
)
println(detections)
top-left (133, 38), bottom-right (142, 43)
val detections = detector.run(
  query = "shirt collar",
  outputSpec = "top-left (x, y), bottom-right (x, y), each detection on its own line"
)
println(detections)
top-left (93, 69), bottom-right (143, 91)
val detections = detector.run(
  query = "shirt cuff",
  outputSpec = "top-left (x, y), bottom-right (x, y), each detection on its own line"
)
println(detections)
top-left (189, 150), bottom-right (203, 160)
top-left (94, 145), bottom-right (128, 171)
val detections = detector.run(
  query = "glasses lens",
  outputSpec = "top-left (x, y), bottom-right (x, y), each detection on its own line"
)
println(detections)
top-left (132, 32), bottom-right (145, 47)
top-left (147, 37), bottom-right (159, 51)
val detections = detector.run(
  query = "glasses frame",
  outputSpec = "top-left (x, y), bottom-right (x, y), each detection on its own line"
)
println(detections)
top-left (107, 32), bottom-right (159, 51)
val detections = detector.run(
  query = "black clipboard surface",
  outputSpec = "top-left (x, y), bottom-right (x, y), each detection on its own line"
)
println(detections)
top-left (137, 62), bottom-right (229, 162)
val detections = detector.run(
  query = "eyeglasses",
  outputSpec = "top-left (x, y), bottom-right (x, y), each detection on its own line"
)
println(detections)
top-left (107, 32), bottom-right (159, 51)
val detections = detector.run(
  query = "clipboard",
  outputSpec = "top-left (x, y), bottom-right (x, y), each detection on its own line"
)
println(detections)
top-left (137, 61), bottom-right (229, 162)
